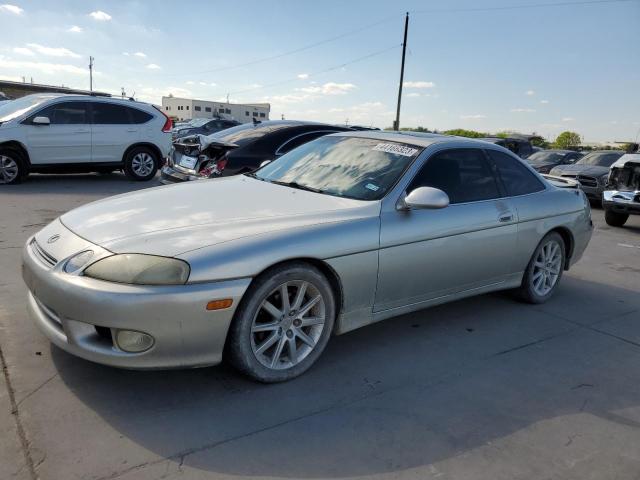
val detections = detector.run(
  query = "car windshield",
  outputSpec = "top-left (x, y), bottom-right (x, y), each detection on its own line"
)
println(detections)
top-left (576, 151), bottom-right (623, 167)
top-left (0, 94), bottom-right (60, 122)
top-left (185, 118), bottom-right (210, 127)
top-left (211, 122), bottom-right (292, 147)
top-left (528, 151), bottom-right (567, 163)
top-left (254, 136), bottom-right (422, 201)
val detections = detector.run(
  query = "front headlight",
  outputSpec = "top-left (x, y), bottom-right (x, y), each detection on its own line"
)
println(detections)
top-left (83, 254), bottom-right (190, 285)
top-left (599, 173), bottom-right (609, 184)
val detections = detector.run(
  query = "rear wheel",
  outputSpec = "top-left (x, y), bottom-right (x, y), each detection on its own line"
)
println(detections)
top-left (604, 209), bottom-right (628, 227)
top-left (227, 262), bottom-right (335, 382)
top-left (124, 147), bottom-right (158, 181)
top-left (0, 149), bottom-right (26, 185)
top-left (516, 232), bottom-right (565, 304)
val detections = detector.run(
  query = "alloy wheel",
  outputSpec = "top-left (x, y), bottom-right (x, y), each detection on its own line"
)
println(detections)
top-left (131, 152), bottom-right (155, 177)
top-left (0, 155), bottom-right (19, 184)
top-left (531, 239), bottom-right (562, 296)
top-left (251, 280), bottom-right (326, 370)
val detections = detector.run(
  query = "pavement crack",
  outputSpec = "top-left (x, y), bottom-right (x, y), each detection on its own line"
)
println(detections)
top-left (17, 372), bottom-right (59, 408)
top-left (0, 343), bottom-right (38, 480)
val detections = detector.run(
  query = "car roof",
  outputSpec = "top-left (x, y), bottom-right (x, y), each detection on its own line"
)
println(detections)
top-left (30, 93), bottom-right (155, 108)
top-left (330, 130), bottom-right (498, 149)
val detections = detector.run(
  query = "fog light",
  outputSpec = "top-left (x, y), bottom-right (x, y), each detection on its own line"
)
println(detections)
top-left (115, 330), bottom-right (154, 353)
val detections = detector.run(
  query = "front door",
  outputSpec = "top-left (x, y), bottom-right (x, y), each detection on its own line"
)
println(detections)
top-left (375, 148), bottom-right (518, 312)
top-left (25, 101), bottom-right (91, 164)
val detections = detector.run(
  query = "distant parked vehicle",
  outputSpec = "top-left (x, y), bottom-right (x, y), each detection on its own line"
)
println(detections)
top-left (602, 153), bottom-right (640, 226)
top-left (549, 150), bottom-right (624, 202)
top-left (480, 136), bottom-right (535, 158)
top-left (161, 120), bottom-right (352, 183)
top-left (172, 117), bottom-right (240, 140)
top-left (0, 94), bottom-right (172, 184)
top-left (526, 150), bottom-right (583, 173)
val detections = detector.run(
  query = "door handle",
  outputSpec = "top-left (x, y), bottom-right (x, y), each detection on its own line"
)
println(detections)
top-left (499, 213), bottom-right (514, 223)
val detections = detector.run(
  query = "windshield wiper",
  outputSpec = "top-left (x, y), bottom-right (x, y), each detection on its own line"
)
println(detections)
top-left (270, 180), bottom-right (325, 194)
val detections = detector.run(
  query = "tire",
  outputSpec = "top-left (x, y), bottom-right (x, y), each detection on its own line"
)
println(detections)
top-left (604, 209), bottom-right (628, 227)
top-left (516, 232), bottom-right (566, 304)
top-left (227, 262), bottom-right (336, 383)
top-left (0, 149), bottom-right (27, 185)
top-left (123, 146), bottom-right (158, 181)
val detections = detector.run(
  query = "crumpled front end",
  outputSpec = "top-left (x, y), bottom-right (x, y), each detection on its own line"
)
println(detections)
top-left (161, 134), bottom-right (238, 184)
top-left (603, 156), bottom-right (640, 214)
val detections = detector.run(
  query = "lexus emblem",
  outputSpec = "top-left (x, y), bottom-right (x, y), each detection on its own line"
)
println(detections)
top-left (47, 234), bottom-right (60, 244)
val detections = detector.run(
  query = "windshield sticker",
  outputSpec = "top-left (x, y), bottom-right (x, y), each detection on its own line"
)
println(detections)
top-left (372, 143), bottom-right (418, 157)
top-left (365, 183), bottom-right (380, 191)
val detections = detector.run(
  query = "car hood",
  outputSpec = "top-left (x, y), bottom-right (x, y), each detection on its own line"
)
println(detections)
top-left (60, 176), bottom-right (379, 257)
top-left (551, 164), bottom-right (608, 176)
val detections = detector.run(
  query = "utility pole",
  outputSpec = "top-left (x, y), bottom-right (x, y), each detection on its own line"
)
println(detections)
top-left (89, 56), bottom-right (94, 92)
top-left (393, 12), bottom-right (409, 131)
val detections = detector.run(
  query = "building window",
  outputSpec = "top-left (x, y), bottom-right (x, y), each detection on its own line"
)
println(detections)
top-left (225, 108), bottom-right (231, 114)
top-left (205, 107), bottom-right (211, 112)
top-left (219, 108), bottom-right (225, 113)
top-left (194, 106), bottom-right (201, 112)
top-left (245, 111), bottom-right (250, 116)
top-left (252, 112), bottom-right (258, 117)
top-left (186, 106), bottom-right (189, 110)
top-left (165, 106), bottom-right (170, 111)
top-left (259, 112), bottom-right (266, 118)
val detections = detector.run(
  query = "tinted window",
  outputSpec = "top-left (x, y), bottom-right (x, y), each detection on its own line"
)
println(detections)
top-left (528, 151), bottom-right (567, 163)
top-left (487, 149), bottom-right (545, 196)
top-left (33, 101), bottom-right (89, 124)
top-left (277, 131), bottom-right (336, 155)
top-left (576, 151), bottom-right (623, 167)
top-left (409, 149), bottom-right (500, 204)
top-left (92, 103), bottom-right (131, 124)
top-left (129, 107), bottom-right (152, 124)
top-left (256, 137), bottom-right (420, 200)
top-left (213, 123), bottom-right (299, 148)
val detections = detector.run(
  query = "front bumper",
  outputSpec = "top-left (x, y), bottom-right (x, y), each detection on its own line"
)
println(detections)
top-left (578, 184), bottom-right (604, 200)
top-left (22, 232), bottom-right (251, 369)
top-left (603, 190), bottom-right (640, 215)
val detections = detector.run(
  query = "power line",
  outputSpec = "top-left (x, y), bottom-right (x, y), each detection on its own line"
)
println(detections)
top-left (410, 0), bottom-right (637, 14)
top-left (226, 44), bottom-right (401, 97)
top-left (159, 14), bottom-right (401, 78)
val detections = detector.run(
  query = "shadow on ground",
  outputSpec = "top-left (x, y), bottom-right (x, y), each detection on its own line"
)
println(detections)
top-left (51, 276), bottom-right (640, 478)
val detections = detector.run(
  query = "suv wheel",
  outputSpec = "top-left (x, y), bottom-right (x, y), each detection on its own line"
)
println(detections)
top-left (124, 147), bottom-right (158, 181)
top-left (604, 209), bottom-right (628, 227)
top-left (0, 149), bottom-right (26, 185)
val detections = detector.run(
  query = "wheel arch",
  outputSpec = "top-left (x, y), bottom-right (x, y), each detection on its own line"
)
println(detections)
top-left (547, 226), bottom-right (574, 270)
top-left (122, 142), bottom-right (164, 167)
top-left (0, 140), bottom-right (31, 166)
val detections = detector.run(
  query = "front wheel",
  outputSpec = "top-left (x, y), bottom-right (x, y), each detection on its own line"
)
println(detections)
top-left (516, 232), bottom-right (566, 304)
top-left (227, 263), bottom-right (335, 382)
top-left (0, 149), bottom-right (27, 185)
top-left (124, 147), bottom-right (158, 181)
top-left (604, 209), bottom-right (628, 227)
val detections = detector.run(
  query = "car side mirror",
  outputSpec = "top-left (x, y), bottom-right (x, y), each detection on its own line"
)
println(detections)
top-left (32, 116), bottom-right (50, 125)
top-left (259, 160), bottom-right (272, 168)
top-left (398, 187), bottom-right (450, 210)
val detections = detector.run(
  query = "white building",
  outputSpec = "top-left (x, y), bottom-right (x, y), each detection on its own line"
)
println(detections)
top-left (161, 96), bottom-right (270, 123)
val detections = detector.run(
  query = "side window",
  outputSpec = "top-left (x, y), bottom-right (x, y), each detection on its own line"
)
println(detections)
top-left (92, 103), bottom-right (132, 124)
top-left (32, 102), bottom-right (89, 124)
top-left (128, 107), bottom-right (152, 124)
top-left (276, 131), bottom-right (334, 155)
top-left (408, 148), bottom-right (500, 204)
top-left (486, 149), bottom-right (545, 196)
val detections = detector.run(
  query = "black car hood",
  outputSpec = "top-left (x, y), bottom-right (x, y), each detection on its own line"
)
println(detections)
top-left (551, 164), bottom-right (609, 176)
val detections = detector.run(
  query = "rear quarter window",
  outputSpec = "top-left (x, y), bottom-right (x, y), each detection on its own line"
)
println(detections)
top-left (486, 149), bottom-right (545, 196)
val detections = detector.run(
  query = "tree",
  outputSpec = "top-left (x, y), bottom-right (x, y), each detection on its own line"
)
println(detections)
top-left (554, 131), bottom-right (581, 149)
top-left (442, 128), bottom-right (487, 138)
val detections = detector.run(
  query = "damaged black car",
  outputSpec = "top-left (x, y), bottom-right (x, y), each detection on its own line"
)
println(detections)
top-left (603, 153), bottom-right (640, 227)
top-left (160, 120), bottom-right (351, 183)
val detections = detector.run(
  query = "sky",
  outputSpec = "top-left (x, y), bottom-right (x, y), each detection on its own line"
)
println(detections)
top-left (0, 0), bottom-right (639, 142)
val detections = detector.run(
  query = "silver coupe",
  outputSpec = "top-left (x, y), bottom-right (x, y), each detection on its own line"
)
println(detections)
top-left (22, 131), bottom-right (593, 382)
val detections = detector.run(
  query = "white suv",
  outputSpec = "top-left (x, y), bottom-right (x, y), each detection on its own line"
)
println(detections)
top-left (0, 94), bottom-right (172, 184)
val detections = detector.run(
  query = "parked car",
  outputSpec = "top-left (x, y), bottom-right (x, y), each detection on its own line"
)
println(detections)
top-left (23, 131), bottom-right (592, 382)
top-left (160, 120), bottom-right (351, 183)
top-left (549, 150), bottom-right (625, 202)
top-left (172, 117), bottom-right (240, 140)
top-left (0, 94), bottom-right (172, 184)
top-left (480, 136), bottom-right (535, 158)
top-left (602, 153), bottom-right (640, 227)
top-left (526, 149), bottom-right (583, 173)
